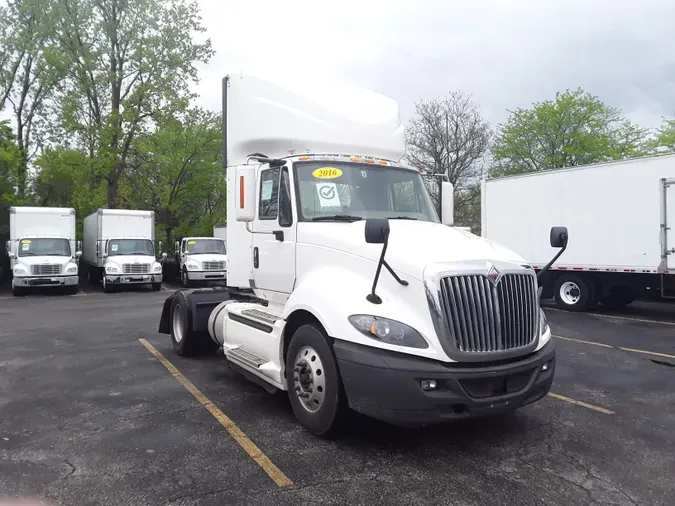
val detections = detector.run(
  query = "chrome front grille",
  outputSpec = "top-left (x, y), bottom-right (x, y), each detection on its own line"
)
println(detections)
top-left (122, 263), bottom-right (150, 274)
top-left (439, 272), bottom-right (538, 354)
top-left (31, 264), bottom-right (62, 276)
top-left (203, 261), bottom-right (225, 271)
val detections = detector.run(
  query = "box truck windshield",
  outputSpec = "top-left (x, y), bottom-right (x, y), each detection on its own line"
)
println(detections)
top-left (18, 238), bottom-right (71, 257)
top-left (292, 161), bottom-right (439, 222)
top-left (185, 239), bottom-right (225, 254)
top-left (108, 239), bottom-right (154, 256)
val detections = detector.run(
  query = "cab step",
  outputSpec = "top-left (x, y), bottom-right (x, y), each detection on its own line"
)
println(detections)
top-left (227, 347), bottom-right (266, 369)
top-left (240, 308), bottom-right (281, 324)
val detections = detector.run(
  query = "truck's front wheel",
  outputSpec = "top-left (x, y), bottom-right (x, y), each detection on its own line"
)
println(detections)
top-left (285, 324), bottom-right (349, 438)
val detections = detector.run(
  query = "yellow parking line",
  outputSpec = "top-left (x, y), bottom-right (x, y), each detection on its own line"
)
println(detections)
top-left (590, 313), bottom-right (675, 326)
top-left (553, 335), bottom-right (675, 361)
top-left (138, 339), bottom-right (292, 487)
top-left (547, 392), bottom-right (615, 415)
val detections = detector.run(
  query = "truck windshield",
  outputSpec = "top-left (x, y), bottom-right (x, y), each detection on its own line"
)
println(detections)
top-left (108, 239), bottom-right (154, 256)
top-left (185, 239), bottom-right (226, 254)
top-left (18, 238), bottom-right (71, 257)
top-left (293, 161), bottom-right (440, 222)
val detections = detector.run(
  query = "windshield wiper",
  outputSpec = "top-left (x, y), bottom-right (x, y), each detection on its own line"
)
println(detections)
top-left (387, 216), bottom-right (417, 220)
top-left (312, 215), bottom-right (363, 222)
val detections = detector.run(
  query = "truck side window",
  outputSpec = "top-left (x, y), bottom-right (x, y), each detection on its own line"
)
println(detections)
top-left (259, 167), bottom-right (280, 220)
top-left (279, 166), bottom-right (293, 227)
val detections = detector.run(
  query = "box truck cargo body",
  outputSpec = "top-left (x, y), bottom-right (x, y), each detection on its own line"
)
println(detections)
top-left (6, 206), bottom-right (81, 296)
top-left (82, 209), bottom-right (166, 292)
top-left (481, 153), bottom-right (675, 311)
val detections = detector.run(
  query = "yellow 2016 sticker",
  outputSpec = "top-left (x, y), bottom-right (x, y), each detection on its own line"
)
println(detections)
top-left (187, 240), bottom-right (196, 245)
top-left (21, 239), bottom-right (31, 244)
top-left (312, 167), bottom-right (343, 179)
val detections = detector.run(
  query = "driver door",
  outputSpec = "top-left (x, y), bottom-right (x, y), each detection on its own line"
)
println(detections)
top-left (252, 164), bottom-right (297, 295)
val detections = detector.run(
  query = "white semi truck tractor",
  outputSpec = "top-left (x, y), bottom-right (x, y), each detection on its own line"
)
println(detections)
top-left (82, 209), bottom-right (167, 293)
top-left (6, 206), bottom-right (81, 296)
top-left (157, 71), bottom-right (570, 437)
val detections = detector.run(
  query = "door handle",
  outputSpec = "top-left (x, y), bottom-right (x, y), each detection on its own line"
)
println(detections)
top-left (253, 247), bottom-right (259, 268)
top-left (273, 230), bottom-right (284, 241)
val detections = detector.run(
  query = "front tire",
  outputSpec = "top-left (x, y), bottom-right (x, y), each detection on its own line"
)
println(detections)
top-left (285, 323), bottom-right (349, 438)
top-left (181, 268), bottom-right (190, 287)
top-left (553, 274), bottom-right (596, 311)
top-left (102, 275), bottom-right (112, 293)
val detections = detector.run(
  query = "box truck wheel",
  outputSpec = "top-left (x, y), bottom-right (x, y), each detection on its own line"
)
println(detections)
top-left (285, 323), bottom-right (349, 438)
top-left (170, 291), bottom-right (218, 356)
top-left (599, 286), bottom-right (636, 309)
top-left (152, 282), bottom-right (162, 291)
top-left (553, 274), bottom-right (596, 311)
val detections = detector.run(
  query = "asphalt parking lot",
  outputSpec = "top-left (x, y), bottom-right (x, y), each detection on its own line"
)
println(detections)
top-left (1, 281), bottom-right (674, 505)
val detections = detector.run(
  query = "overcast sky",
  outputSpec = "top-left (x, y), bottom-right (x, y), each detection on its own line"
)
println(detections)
top-left (193, 0), bottom-right (675, 131)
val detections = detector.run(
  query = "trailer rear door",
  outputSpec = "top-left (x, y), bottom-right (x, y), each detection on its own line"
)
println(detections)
top-left (664, 178), bottom-right (675, 270)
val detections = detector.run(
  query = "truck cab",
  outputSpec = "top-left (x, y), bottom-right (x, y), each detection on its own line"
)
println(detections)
top-left (158, 71), bottom-right (569, 437)
top-left (174, 236), bottom-right (227, 287)
top-left (6, 206), bottom-right (81, 297)
top-left (97, 237), bottom-right (164, 292)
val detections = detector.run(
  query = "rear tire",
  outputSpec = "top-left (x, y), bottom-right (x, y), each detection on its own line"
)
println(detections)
top-left (285, 323), bottom-right (349, 438)
top-left (553, 274), bottom-right (596, 312)
top-left (599, 286), bottom-right (636, 309)
top-left (170, 291), bottom-right (218, 356)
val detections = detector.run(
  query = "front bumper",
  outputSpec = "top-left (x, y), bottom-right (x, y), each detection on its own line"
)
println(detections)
top-left (186, 270), bottom-right (227, 282)
top-left (105, 273), bottom-right (162, 285)
top-left (14, 275), bottom-right (79, 287)
top-left (334, 338), bottom-right (556, 427)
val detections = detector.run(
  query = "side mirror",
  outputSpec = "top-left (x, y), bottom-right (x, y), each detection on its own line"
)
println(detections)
top-left (550, 226), bottom-right (568, 248)
top-left (158, 241), bottom-right (163, 254)
top-left (5, 240), bottom-right (11, 256)
top-left (174, 241), bottom-right (179, 253)
top-left (364, 218), bottom-right (390, 244)
top-left (441, 181), bottom-right (454, 226)
top-left (162, 252), bottom-right (167, 259)
top-left (235, 165), bottom-right (256, 222)
top-left (77, 240), bottom-right (82, 252)
top-left (76, 251), bottom-right (82, 258)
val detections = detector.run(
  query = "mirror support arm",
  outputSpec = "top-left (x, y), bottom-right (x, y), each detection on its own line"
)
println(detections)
top-left (537, 233), bottom-right (568, 281)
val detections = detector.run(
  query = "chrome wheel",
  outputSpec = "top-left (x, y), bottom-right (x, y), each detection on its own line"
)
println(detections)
top-left (560, 281), bottom-right (581, 305)
top-left (172, 304), bottom-right (184, 343)
top-left (292, 345), bottom-right (326, 413)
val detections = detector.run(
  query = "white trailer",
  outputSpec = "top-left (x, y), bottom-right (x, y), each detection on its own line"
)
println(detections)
top-left (174, 235), bottom-right (227, 286)
top-left (82, 209), bottom-right (166, 293)
top-left (157, 71), bottom-right (569, 437)
top-left (5, 206), bottom-right (81, 296)
top-left (213, 224), bottom-right (227, 244)
top-left (481, 153), bottom-right (675, 311)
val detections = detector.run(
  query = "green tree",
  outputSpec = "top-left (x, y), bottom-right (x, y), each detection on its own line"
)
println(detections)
top-left (48, 0), bottom-right (214, 208)
top-left (0, 0), bottom-right (63, 198)
top-left (0, 121), bottom-right (23, 281)
top-left (652, 118), bottom-right (675, 152)
top-left (491, 88), bottom-right (650, 176)
top-left (123, 107), bottom-right (224, 249)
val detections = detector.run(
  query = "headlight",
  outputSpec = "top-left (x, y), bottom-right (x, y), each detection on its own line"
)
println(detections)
top-left (152, 263), bottom-right (162, 272)
top-left (106, 265), bottom-right (119, 273)
top-left (186, 262), bottom-right (200, 270)
top-left (66, 265), bottom-right (78, 273)
top-left (13, 265), bottom-right (28, 275)
top-left (348, 315), bottom-right (428, 349)
top-left (539, 308), bottom-right (549, 335)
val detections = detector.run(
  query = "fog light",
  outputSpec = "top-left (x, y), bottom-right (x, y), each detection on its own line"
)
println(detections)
top-left (421, 380), bottom-right (438, 391)
top-left (541, 362), bottom-right (550, 372)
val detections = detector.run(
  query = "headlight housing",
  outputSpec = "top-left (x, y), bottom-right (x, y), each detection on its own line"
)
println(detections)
top-left (152, 263), bottom-right (162, 272)
top-left (13, 265), bottom-right (28, 275)
top-left (106, 264), bottom-right (119, 273)
top-left (539, 308), bottom-right (549, 335)
top-left (348, 315), bottom-right (428, 349)
top-left (186, 262), bottom-right (200, 270)
top-left (66, 265), bottom-right (78, 274)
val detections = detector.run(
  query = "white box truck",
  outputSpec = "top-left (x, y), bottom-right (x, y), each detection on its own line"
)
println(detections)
top-left (5, 206), bottom-right (81, 296)
top-left (82, 209), bottom-right (166, 293)
top-left (481, 154), bottom-right (675, 311)
top-left (213, 224), bottom-right (227, 245)
top-left (174, 235), bottom-right (227, 287)
top-left (156, 71), bottom-right (570, 437)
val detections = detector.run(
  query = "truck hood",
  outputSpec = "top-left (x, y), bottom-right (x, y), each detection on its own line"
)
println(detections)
top-left (185, 253), bottom-right (227, 262)
top-left (105, 255), bottom-right (157, 267)
top-left (299, 220), bottom-right (527, 280)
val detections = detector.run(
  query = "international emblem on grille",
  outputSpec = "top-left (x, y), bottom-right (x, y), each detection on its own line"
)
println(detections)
top-left (487, 265), bottom-right (501, 285)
